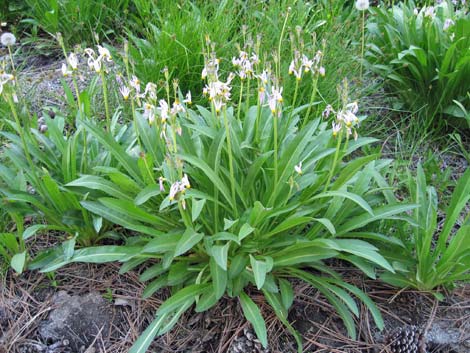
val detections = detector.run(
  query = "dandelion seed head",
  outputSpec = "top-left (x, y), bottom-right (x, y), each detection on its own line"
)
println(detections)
top-left (1, 32), bottom-right (16, 46)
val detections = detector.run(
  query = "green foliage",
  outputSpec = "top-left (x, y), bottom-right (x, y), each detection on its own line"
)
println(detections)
top-left (367, 1), bottom-right (470, 131)
top-left (32, 72), bottom-right (417, 351)
top-left (381, 165), bottom-right (470, 290)
top-left (0, 112), bottom-right (117, 247)
top-left (21, 0), bottom-right (129, 45)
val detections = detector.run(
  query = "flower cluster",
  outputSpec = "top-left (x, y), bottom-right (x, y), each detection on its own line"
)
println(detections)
top-left (323, 102), bottom-right (360, 140)
top-left (168, 174), bottom-right (191, 208)
top-left (61, 52), bottom-right (79, 77)
top-left (84, 45), bottom-right (112, 73)
top-left (232, 50), bottom-right (259, 79)
top-left (202, 54), bottom-right (234, 113)
top-left (289, 50), bottom-right (325, 81)
top-left (0, 71), bottom-right (14, 96)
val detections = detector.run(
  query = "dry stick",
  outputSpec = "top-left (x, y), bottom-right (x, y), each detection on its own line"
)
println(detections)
top-left (423, 297), bottom-right (438, 335)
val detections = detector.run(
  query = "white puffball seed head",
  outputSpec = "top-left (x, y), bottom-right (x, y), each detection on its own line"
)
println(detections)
top-left (1, 32), bottom-right (16, 46)
top-left (355, 0), bottom-right (369, 11)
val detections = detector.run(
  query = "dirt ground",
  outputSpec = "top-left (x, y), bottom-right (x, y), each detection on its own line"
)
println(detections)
top-left (1, 262), bottom-right (469, 353)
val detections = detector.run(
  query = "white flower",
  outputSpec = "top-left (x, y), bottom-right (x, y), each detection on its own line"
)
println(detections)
top-left (129, 75), bottom-right (141, 93)
top-left (159, 99), bottom-right (169, 122)
top-left (268, 86), bottom-right (283, 113)
top-left (143, 103), bottom-right (156, 124)
top-left (159, 176), bottom-right (165, 192)
top-left (61, 63), bottom-right (72, 77)
top-left (67, 53), bottom-right (79, 70)
top-left (171, 100), bottom-right (185, 115)
top-left (294, 162), bottom-right (302, 175)
top-left (169, 182), bottom-right (181, 201)
top-left (443, 18), bottom-right (455, 31)
top-left (181, 174), bottom-right (190, 189)
top-left (142, 82), bottom-right (157, 99)
top-left (332, 122), bottom-right (341, 137)
top-left (424, 6), bottom-right (435, 18)
top-left (183, 91), bottom-right (192, 105)
top-left (0, 72), bottom-right (14, 95)
top-left (97, 45), bottom-right (112, 61)
top-left (257, 70), bottom-right (270, 84)
top-left (1, 32), bottom-right (16, 46)
top-left (355, 0), bottom-right (369, 11)
top-left (120, 86), bottom-right (130, 100)
top-left (413, 8), bottom-right (419, 16)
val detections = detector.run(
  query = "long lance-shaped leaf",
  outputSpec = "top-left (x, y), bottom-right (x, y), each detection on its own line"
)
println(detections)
top-left (81, 200), bottom-right (165, 237)
top-left (337, 204), bottom-right (418, 235)
top-left (239, 292), bottom-right (268, 348)
top-left (128, 313), bottom-right (170, 353)
top-left (67, 175), bottom-right (133, 200)
top-left (179, 153), bottom-right (235, 210)
top-left (157, 284), bottom-right (210, 316)
top-left (313, 190), bottom-right (374, 215)
top-left (81, 118), bottom-right (142, 182)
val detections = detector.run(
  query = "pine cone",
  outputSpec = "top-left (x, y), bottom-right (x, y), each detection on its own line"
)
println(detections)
top-left (385, 325), bottom-right (426, 353)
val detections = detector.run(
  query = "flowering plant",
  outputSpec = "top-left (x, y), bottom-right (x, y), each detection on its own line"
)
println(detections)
top-left (29, 43), bottom-right (419, 352)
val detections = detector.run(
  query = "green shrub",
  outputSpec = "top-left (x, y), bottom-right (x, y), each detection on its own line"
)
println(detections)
top-left (381, 164), bottom-right (470, 290)
top-left (366, 1), bottom-right (470, 131)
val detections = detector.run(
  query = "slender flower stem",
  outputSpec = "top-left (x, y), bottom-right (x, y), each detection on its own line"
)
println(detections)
top-left (255, 91), bottom-right (262, 145)
top-left (237, 79), bottom-right (244, 122)
top-left (302, 75), bottom-right (319, 129)
top-left (7, 46), bottom-right (16, 74)
top-left (324, 129), bottom-right (343, 191)
top-left (223, 108), bottom-right (238, 217)
top-left (273, 112), bottom-right (279, 190)
top-left (100, 71), bottom-right (111, 130)
top-left (289, 79), bottom-right (300, 125)
top-left (277, 9), bottom-right (290, 79)
top-left (245, 76), bottom-right (251, 114)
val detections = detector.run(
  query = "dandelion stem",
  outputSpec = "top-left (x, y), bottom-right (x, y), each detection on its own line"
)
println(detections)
top-left (360, 10), bottom-right (365, 81)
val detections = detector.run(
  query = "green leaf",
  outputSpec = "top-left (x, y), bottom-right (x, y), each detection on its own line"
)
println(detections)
top-left (210, 257), bottom-right (227, 300)
top-left (134, 185), bottom-right (161, 205)
top-left (239, 223), bottom-right (255, 241)
top-left (279, 279), bottom-right (294, 310)
top-left (11, 251), bottom-right (26, 274)
top-left (128, 313), bottom-right (169, 353)
top-left (191, 198), bottom-right (206, 222)
top-left (196, 290), bottom-right (218, 312)
top-left (22, 224), bottom-right (49, 240)
top-left (211, 243), bottom-right (230, 271)
top-left (239, 292), bottom-right (268, 348)
top-left (174, 228), bottom-right (203, 257)
top-left (337, 204), bottom-right (418, 234)
top-left (67, 175), bottom-right (132, 200)
top-left (157, 284), bottom-right (210, 316)
top-left (142, 276), bottom-right (168, 299)
top-left (249, 255), bottom-right (268, 290)
top-left (224, 218), bottom-right (238, 231)
top-left (312, 191), bottom-right (373, 215)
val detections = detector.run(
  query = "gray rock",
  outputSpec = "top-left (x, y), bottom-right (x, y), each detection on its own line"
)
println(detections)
top-left (38, 291), bottom-right (111, 352)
